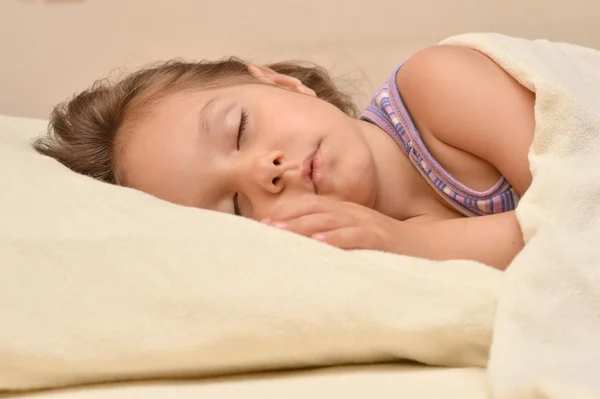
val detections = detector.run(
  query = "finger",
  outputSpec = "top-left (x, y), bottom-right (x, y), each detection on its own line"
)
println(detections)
top-left (266, 195), bottom-right (343, 222)
top-left (312, 226), bottom-right (371, 250)
top-left (271, 212), bottom-right (352, 237)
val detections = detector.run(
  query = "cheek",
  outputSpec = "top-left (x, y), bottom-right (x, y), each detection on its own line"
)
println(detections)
top-left (274, 102), bottom-right (335, 135)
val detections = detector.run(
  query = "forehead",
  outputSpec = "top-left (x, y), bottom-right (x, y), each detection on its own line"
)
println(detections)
top-left (144, 89), bottom-right (217, 126)
top-left (118, 90), bottom-right (219, 205)
top-left (130, 82), bottom-right (266, 126)
top-left (123, 82), bottom-right (295, 148)
top-left (125, 90), bottom-right (211, 163)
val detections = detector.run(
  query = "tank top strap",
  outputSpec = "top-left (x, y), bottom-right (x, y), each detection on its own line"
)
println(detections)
top-left (360, 65), bottom-right (520, 217)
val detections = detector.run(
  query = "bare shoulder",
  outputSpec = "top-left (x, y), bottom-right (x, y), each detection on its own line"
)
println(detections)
top-left (395, 44), bottom-right (515, 122)
top-left (395, 44), bottom-right (535, 194)
top-left (396, 44), bottom-right (504, 87)
top-left (395, 44), bottom-right (533, 133)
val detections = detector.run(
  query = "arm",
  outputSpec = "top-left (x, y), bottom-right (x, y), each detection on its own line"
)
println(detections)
top-left (265, 193), bottom-right (523, 271)
top-left (396, 44), bottom-right (536, 196)
top-left (404, 211), bottom-right (523, 270)
top-left (392, 45), bottom-right (536, 269)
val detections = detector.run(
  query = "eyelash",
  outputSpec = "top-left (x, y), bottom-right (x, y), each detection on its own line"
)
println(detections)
top-left (233, 110), bottom-right (248, 216)
top-left (236, 110), bottom-right (249, 150)
top-left (233, 194), bottom-right (242, 216)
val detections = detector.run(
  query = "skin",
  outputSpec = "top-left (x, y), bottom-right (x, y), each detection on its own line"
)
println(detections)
top-left (120, 45), bottom-right (535, 270)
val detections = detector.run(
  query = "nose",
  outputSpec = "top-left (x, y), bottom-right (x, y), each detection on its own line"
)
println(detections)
top-left (252, 151), bottom-right (286, 194)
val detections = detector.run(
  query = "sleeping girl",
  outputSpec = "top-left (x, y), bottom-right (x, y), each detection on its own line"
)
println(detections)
top-left (33, 44), bottom-right (534, 270)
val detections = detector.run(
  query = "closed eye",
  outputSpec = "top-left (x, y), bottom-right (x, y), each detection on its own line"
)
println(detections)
top-left (237, 110), bottom-right (249, 150)
top-left (233, 193), bottom-right (242, 216)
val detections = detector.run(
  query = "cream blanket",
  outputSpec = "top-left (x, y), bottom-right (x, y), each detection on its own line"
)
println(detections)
top-left (2, 33), bottom-right (600, 398)
top-left (441, 34), bottom-right (600, 398)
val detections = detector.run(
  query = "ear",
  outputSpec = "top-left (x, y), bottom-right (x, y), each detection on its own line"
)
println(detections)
top-left (247, 64), bottom-right (316, 97)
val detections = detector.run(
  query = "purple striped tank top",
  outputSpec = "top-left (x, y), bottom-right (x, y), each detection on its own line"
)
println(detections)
top-left (360, 65), bottom-right (519, 217)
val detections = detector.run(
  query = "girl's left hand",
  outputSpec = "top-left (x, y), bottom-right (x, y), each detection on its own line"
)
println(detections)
top-left (263, 195), bottom-right (405, 253)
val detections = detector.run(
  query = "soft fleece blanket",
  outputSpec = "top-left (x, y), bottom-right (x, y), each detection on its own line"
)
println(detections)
top-left (442, 33), bottom-right (600, 398)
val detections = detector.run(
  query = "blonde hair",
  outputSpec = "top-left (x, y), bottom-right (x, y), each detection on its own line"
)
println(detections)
top-left (33, 57), bottom-right (358, 185)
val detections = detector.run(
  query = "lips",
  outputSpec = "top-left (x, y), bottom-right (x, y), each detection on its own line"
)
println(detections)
top-left (302, 145), bottom-right (323, 193)
top-left (311, 147), bottom-right (323, 192)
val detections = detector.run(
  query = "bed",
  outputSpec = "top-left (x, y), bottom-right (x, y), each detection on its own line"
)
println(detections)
top-left (0, 112), bottom-right (499, 398)
top-left (1, 365), bottom-right (490, 399)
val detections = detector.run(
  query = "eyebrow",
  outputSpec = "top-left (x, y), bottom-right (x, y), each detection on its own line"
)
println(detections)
top-left (198, 95), bottom-right (223, 135)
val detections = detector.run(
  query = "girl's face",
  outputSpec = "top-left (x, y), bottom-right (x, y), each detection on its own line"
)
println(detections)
top-left (119, 70), bottom-right (381, 221)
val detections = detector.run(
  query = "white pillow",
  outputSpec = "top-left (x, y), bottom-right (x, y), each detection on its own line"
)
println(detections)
top-left (0, 113), bottom-right (501, 391)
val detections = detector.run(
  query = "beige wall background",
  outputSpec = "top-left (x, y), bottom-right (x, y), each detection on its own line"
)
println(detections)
top-left (2, 0), bottom-right (600, 119)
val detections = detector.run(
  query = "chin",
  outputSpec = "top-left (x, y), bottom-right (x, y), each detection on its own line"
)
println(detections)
top-left (340, 180), bottom-right (378, 209)
top-left (345, 165), bottom-right (379, 208)
top-left (354, 190), bottom-right (378, 209)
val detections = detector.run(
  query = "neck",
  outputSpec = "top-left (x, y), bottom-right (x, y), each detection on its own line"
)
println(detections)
top-left (359, 120), bottom-right (446, 220)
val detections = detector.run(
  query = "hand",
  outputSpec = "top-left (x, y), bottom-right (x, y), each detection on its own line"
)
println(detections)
top-left (263, 195), bottom-right (404, 253)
